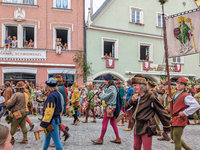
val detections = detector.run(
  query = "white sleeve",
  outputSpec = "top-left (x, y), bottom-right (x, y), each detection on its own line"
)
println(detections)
top-left (183, 95), bottom-right (200, 116)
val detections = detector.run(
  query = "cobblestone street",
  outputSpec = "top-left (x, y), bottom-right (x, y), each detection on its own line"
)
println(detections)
top-left (0, 115), bottom-right (200, 150)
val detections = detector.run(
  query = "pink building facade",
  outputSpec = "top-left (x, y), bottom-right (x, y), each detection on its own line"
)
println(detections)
top-left (0, 0), bottom-right (84, 86)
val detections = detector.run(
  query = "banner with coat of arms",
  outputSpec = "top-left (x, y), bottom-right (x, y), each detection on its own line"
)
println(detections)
top-left (166, 10), bottom-right (200, 58)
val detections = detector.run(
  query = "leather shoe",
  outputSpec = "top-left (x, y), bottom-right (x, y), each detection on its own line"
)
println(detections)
top-left (110, 139), bottom-right (121, 144)
top-left (91, 139), bottom-right (103, 144)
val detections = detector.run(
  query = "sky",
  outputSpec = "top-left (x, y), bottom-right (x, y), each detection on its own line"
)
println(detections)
top-left (85, 0), bottom-right (105, 20)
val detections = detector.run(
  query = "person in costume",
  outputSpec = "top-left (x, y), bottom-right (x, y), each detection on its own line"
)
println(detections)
top-left (82, 84), bottom-right (96, 123)
top-left (125, 74), bottom-right (171, 150)
top-left (37, 78), bottom-right (63, 150)
top-left (116, 80), bottom-right (126, 126)
top-left (6, 81), bottom-right (29, 144)
top-left (124, 79), bottom-right (133, 131)
top-left (168, 77), bottom-right (200, 150)
top-left (91, 74), bottom-right (121, 144)
top-left (70, 83), bottom-right (80, 125)
top-left (158, 81), bottom-right (176, 141)
top-left (191, 87), bottom-right (200, 125)
top-left (3, 81), bottom-right (13, 106)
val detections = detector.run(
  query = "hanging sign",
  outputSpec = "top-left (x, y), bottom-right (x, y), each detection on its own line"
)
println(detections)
top-left (106, 59), bottom-right (115, 68)
top-left (166, 10), bottom-right (200, 58)
top-left (143, 61), bottom-right (150, 70)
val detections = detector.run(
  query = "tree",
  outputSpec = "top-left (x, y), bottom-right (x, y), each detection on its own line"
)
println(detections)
top-left (73, 51), bottom-right (92, 81)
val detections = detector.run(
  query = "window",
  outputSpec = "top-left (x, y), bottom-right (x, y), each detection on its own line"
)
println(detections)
top-left (54, 0), bottom-right (71, 9)
top-left (172, 57), bottom-right (181, 63)
top-left (140, 45), bottom-right (149, 60)
top-left (4, 0), bottom-right (17, 3)
top-left (4, 0), bottom-right (36, 5)
top-left (5, 26), bottom-right (18, 48)
top-left (23, 27), bottom-right (35, 47)
top-left (158, 14), bottom-right (163, 27)
top-left (130, 6), bottom-right (143, 24)
top-left (131, 10), bottom-right (141, 23)
top-left (102, 38), bottom-right (118, 59)
top-left (139, 42), bottom-right (153, 61)
top-left (56, 29), bottom-right (68, 49)
top-left (23, 0), bottom-right (34, 5)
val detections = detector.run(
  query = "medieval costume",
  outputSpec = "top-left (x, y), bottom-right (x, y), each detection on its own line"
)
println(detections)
top-left (125, 75), bottom-right (171, 150)
top-left (116, 80), bottom-right (126, 126)
top-left (82, 84), bottom-right (96, 123)
top-left (38, 78), bottom-right (63, 150)
top-left (70, 83), bottom-right (80, 125)
top-left (91, 74), bottom-right (121, 144)
top-left (191, 87), bottom-right (200, 124)
top-left (7, 81), bottom-right (28, 144)
top-left (124, 79), bottom-right (133, 131)
top-left (170, 77), bottom-right (200, 150)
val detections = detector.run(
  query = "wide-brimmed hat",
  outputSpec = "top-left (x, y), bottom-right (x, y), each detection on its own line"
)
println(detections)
top-left (45, 78), bottom-right (57, 87)
top-left (15, 81), bottom-right (24, 89)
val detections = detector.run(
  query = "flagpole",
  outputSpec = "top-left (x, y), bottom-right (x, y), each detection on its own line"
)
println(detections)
top-left (161, 3), bottom-right (173, 116)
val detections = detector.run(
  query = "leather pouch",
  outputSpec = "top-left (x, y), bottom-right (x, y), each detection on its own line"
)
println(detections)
top-left (47, 124), bottom-right (54, 132)
top-left (13, 110), bottom-right (22, 120)
top-left (147, 118), bottom-right (157, 137)
top-left (106, 107), bottom-right (113, 118)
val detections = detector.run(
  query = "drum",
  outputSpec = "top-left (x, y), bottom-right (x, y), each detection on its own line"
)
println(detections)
top-left (116, 110), bottom-right (125, 123)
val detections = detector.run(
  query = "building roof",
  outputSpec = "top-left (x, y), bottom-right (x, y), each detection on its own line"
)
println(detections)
top-left (91, 0), bottom-right (113, 21)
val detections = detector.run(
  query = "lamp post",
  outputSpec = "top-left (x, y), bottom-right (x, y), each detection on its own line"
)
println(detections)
top-left (159, 0), bottom-right (173, 116)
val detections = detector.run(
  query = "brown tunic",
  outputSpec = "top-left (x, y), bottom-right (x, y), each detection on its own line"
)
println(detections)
top-left (7, 92), bottom-right (26, 114)
top-left (125, 90), bottom-right (171, 135)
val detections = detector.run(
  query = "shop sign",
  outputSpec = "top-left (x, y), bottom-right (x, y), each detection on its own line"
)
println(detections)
top-left (0, 49), bottom-right (46, 61)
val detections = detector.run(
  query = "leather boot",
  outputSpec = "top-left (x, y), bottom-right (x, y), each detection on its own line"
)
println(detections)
top-left (197, 120), bottom-right (200, 124)
top-left (63, 130), bottom-right (70, 141)
top-left (91, 139), bottom-right (103, 144)
top-left (110, 139), bottom-right (121, 144)
top-left (74, 118), bottom-right (80, 125)
top-left (49, 143), bottom-right (55, 147)
top-left (29, 123), bottom-right (34, 131)
top-left (18, 138), bottom-right (28, 144)
top-left (82, 119), bottom-right (88, 123)
top-left (191, 120), bottom-right (196, 125)
top-left (91, 119), bottom-right (96, 123)
top-left (118, 123), bottom-right (124, 126)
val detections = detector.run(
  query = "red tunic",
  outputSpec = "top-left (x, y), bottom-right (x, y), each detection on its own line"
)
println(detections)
top-left (171, 92), bottom-right (189, 127)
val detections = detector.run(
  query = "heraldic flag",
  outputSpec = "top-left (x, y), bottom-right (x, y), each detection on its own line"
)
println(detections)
top-left (166, 9), bottom-right (200, 58)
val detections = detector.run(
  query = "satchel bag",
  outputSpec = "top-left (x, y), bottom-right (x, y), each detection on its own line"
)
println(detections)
top-left (106, 107), bottom-right (113, 118)
top-left (147, 117), bottom-right (157, 137)
top-left (47, 124), bottom-right (54, 132)
top-left (13, 110), bottom-right (22, 120)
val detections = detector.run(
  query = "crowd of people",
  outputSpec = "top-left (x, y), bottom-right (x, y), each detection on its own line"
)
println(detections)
top-left (0, 73), bottom-right (200, 150)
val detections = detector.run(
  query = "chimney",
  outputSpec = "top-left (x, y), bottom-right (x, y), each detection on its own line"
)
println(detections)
top-left (90, 0), bottom-right (93, 17)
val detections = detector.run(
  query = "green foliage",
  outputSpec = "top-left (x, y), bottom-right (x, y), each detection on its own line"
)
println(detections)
top-left (159, 75), bottom-right (167, 82)
top-left (188, 76), bottom-right (196, 86)
top-left (159, 0), bottom-right (167, 5)
top-left (73, 51), bottom-right (93, 80)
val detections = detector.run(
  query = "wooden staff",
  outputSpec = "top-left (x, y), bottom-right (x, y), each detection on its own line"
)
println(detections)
top-left (85, 83), bottom-right (106, 109)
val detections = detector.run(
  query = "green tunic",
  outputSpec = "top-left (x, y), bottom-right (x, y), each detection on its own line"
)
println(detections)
top-left (58, 85), bottom-right (66, 113)
top-left (178, 23), bottom-right (190, 44)
top-left (87, 90), bottom-right (95, 109)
